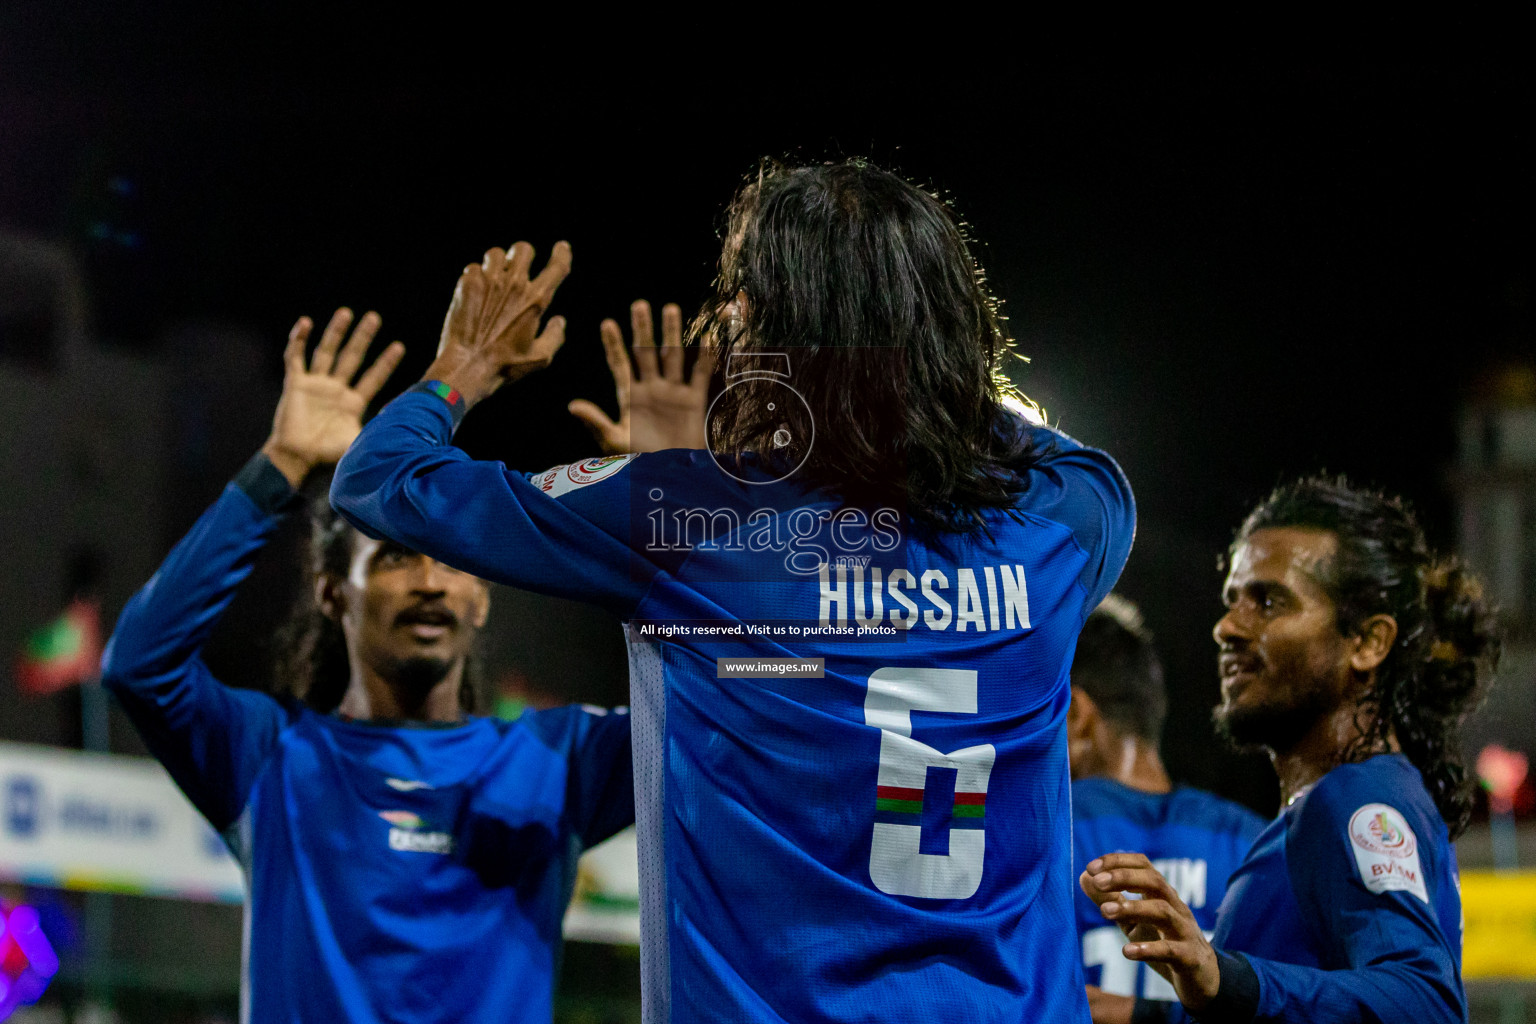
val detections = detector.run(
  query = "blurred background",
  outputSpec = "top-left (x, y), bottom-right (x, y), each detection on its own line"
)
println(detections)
top-left (1, 14), bottom-right (1533, 1021)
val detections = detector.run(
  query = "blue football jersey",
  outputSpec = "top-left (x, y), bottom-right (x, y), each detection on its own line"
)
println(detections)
top-left (103, 457), bottom-right (635, 1024)
top-left (1071, 779), bottom-right (1263, 1000)
top-left (334, 386), bottom-right (1136, 1024)
top-left (1164, 754), bottom-right (1466, 1023)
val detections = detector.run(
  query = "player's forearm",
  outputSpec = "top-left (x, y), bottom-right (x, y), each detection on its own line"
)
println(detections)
top-left (330, 384), bottom-right (478, 553)
top-left (1213, 952), bottom-right (1463, 1024)
top-left (103, 453), bottom-right (294, 699)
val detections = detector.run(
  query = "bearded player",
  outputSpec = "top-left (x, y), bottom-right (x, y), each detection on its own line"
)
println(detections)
top-left (1081, 476), bottom-right (1499, 1023)
top-left (102, 309), bottom-right (643, 1024)
top-left (333, 160), bottom-right (1136, 1023)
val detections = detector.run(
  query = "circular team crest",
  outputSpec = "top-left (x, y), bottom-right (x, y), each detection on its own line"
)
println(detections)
top-left (1348, 803), bottom-right (1417, 859)
top-left (566, 455), bottom-right (634, 485)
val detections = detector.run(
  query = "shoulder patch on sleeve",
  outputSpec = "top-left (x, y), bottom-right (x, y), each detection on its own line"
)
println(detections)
top-left (1347, 802), bottom-right (1428, 903)
top-left (530, 454), bottom-right (637, 498)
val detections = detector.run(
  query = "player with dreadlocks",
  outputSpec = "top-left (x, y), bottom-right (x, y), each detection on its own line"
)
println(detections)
top-left (1081, 475), bottom-right (1500, 1024)
top-left (102, 308), bottom-right (656, 1024)
top-left (333, 159), bottom-right (1136, 1023)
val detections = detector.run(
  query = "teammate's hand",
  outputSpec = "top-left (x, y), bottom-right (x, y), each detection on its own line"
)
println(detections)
top-left (567, 300), bottom-right (714, 454)
top-left (1083, 985), bottom-right (1134, 1024)
top-left (1081, 853), bottom-right (1222, 1013)
top-left (425, 242), bottom-right (572, 410)
top-left (262, 308), bottom-right (405, 487)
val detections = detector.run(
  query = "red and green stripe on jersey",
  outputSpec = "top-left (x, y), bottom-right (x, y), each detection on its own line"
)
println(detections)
top-left (876, 785), bottom-right (986, 821)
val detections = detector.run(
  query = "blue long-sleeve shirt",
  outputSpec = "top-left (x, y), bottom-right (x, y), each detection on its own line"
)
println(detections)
top-left (102, 454), bottom-right (634, 1024)
top-left (1154, 754), bottom-right (1465, 1024)
top-left (333, 384), bottom-right (1136, 1024)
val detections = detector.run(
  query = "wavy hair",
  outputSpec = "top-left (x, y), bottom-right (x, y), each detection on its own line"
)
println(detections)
top-left (1234, 475), bottom-right (1501, 837)
top-left (691, 158), bottom-right (1042, 531)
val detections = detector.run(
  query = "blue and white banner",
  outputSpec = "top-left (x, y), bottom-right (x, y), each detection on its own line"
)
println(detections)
top-left (0, 741), bottom-right (243, 902)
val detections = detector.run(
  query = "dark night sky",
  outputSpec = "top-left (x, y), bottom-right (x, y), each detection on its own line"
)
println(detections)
top-left (3, 14), bottom-right (1531, 810)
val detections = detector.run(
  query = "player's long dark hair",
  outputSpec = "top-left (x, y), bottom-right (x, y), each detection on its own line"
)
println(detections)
top-left (1235, 475), bottom-right (1501, 837)
top-left (691, 158), bottom-right (1042, 531)
top-left (275, 501), bottom-right (478, 714)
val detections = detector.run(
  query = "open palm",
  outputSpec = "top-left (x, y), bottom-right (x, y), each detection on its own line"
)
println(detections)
top-left (264, 309), bottom-right (405, 481)
top-left (569, 300), bottom-right (714, 454)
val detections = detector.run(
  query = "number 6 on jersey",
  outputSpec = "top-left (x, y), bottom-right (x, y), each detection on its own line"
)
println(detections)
top-left (865, 667), bottom-right (996, 899)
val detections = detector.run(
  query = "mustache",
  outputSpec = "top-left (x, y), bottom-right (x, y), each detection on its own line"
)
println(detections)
top-left (394, 603), bottom-right (459, 628)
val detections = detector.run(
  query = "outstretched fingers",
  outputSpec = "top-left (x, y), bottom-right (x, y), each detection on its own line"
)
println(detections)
top-left (659, 302), bottom-right (683, 381)
top-left (284, 317), bottom-right (312, 376)
top-left (522, 315), bottom-right (567, 373)
top-left (531, 240), bottom-right (572, 297)
top-left (598, 317), bottom-right (634, 414)
top-left (631, 300), bottom-right (659, 378)
top-left (353, 341), bottom-right (407, 405)
top-left (310, 307), bottom-right (354, 374)
top-left (332, 310), bottom-right (382, 383)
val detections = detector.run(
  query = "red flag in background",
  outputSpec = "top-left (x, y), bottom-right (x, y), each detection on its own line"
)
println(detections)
top-left (14, 597), bottom-right (103, 696)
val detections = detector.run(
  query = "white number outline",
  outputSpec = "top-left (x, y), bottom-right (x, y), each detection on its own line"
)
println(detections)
top-left (864, 667), bottom-right (996, 899)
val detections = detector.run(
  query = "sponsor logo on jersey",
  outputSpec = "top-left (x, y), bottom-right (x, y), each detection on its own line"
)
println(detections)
top-left (534, 454), bottom-right (636, 498)
top-left (385, 778), bottom-right (434, 792)
top-left (1348, 802), bottom-right (1427, 902)
top-left (380, 809), bottom-right (453, 855)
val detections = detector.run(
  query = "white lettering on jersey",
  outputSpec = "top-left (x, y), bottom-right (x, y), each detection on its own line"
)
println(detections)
top-left (955, 569), bottom-right (986, 632)
top-left (1348, 803), bottom-right (1428, 903)
top-left (819, 565), bottom-right (1032, 632)
top-left (1150, 857), bottom-right (1209, 909)
top-left (886, 569), bottom-right (919, 629)
top-left (532, 454), bottom-right (636, 498)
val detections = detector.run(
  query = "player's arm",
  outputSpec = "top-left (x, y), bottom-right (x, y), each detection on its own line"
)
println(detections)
top-left (1004, 412), bottom-right (1137, 615)
top-left (104, 310), bottom-right (403, 830)
top-left (555, 705), bottom-right (635, 848)
top-left (331, 245), bottom-right (685, 613)
top-left (453, 705), bottom-right (633, 887)
top-left (1081, 839), bottom-right (1463, 1024)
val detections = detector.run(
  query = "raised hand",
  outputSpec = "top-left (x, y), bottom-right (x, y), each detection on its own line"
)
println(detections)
top-left (568, 300), bottom-right (714, 454)
top-left (1080, 853), bottom-right (1222, 1013)
top-left (426, 242), bottom-right (573, 410)
top-left (261, 308), bottom-right (406, 486)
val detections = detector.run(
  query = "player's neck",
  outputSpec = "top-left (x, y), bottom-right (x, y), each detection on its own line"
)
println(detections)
top-left (336, 663), bottom-right (466, 724)
top-left (1106, 734), bottom-right (1172, 794)
top-left (1270, 697), bottom-right (1396, 807)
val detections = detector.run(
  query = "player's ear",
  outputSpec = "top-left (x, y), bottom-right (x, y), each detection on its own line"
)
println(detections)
top-left (1349, 614), bottom-right (1398, 673)
top-left (316, 573), bottom-right (346, 621)
top-left (469, 580), bottom-right (490, 630)
top-left (1067, 686), bottom-right (1097, 739)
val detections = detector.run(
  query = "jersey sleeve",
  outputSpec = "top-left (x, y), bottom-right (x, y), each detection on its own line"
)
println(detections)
top-left (532, 704), bottom-right (636, 849)
top-left (331, 387), bottom-right (679, 616)
top-left (1217, 776), bottom-right (1464, 1023)
top-left (1012, 419), bottom-right (1136, 617)
top-left (453, 706), bottom-right (635, 885)
top-left (101, 454), bottom-right (296, 832)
